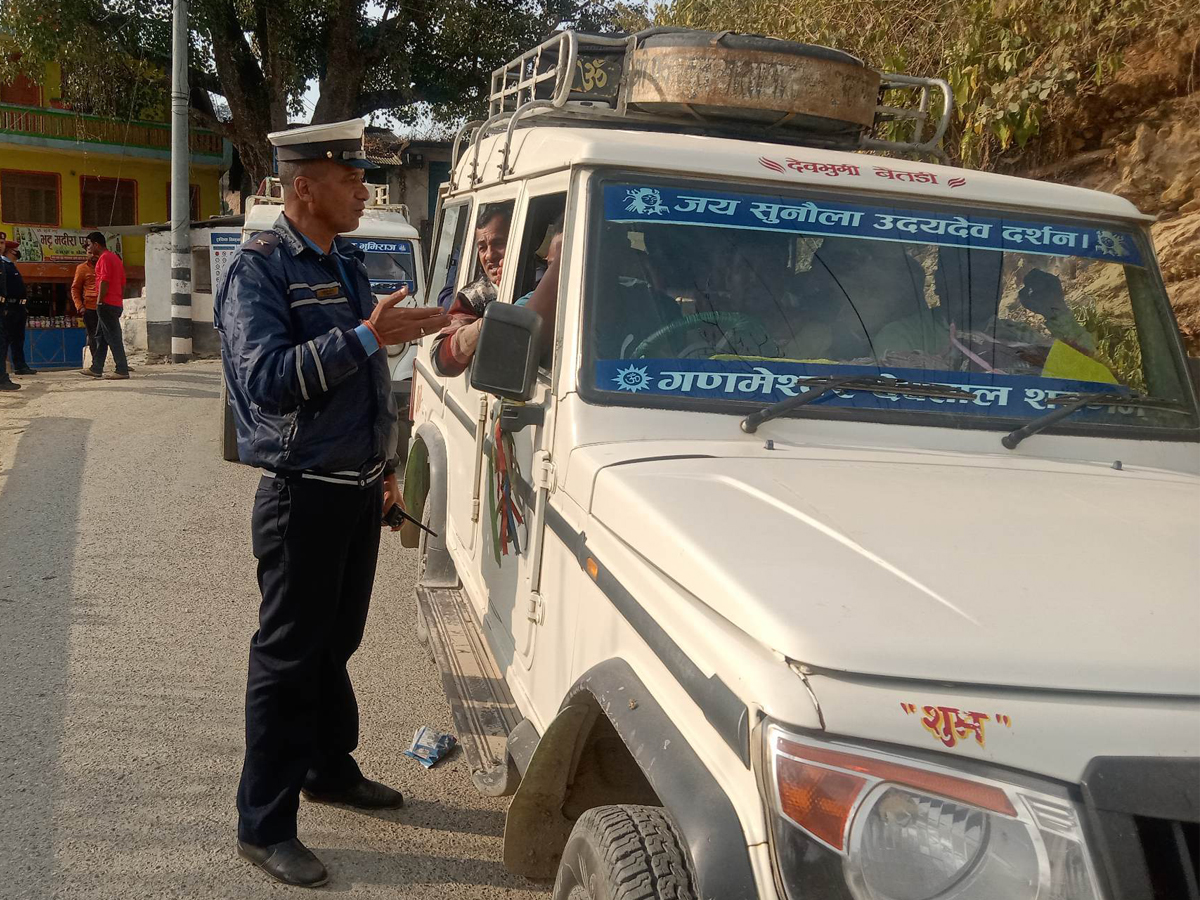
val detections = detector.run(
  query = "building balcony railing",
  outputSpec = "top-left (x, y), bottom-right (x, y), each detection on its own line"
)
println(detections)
top-left (0, 102), bottom-right (224, 158)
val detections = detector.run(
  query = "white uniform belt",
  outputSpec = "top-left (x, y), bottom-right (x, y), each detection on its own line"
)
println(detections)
top-left (262, 459), bottom-right (386, 487)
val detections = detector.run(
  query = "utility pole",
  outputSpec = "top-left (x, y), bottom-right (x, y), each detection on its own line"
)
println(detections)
top-left (169, 0), bottom-right (191, 363)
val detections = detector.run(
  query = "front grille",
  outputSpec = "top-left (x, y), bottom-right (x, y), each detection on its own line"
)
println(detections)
top-left (1139, 816), bottom-right (1199, 900)
top-left (1081, 757), bottom-right (1200, 900)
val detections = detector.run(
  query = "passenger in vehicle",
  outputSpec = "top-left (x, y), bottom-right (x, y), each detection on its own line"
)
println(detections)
top-left (430, 204), bottom-right (511, 376)
top-left (792, 237), bottom-right (930, 362)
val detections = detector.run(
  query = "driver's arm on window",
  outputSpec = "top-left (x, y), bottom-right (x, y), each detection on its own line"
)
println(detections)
top-left (517, 232), bottom-right (563, 352)
top-left (430, 295), bottom-right (483, 377)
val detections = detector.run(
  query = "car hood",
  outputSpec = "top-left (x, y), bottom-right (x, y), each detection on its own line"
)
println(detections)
top-left (588, 453), bottom-right (1200, 695)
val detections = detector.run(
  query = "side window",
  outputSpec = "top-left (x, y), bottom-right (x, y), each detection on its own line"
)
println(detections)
top-left (513, 193), bottom-right (567, 302)
top-left (513, 193), bottom-right (567, 371)
top-left (427, 201), bottom-right (470, 310)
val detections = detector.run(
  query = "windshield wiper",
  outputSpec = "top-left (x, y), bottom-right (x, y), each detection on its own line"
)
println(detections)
top-left (740, 376), bottom-right (976, 434)
top-left (1001, 391), bottom-right (1189, 449)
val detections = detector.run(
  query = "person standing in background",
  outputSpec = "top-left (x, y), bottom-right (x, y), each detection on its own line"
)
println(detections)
top-left (0, 240), bottom-right (19, 391)
top-left (72, 245), bottom-right (101, 366)
top-left (2, 240), bottom-right (36, 378)
top-left (81, 232), bottom-right (131, 380)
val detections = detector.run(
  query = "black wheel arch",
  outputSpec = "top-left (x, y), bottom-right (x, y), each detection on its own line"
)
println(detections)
top-left (503, 658), bottom-right (758, 899)
top-left (402, 421), bottom-right (456, 585)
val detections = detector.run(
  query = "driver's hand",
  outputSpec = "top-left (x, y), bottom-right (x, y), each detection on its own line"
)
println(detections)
top-left (451, 317), bottom-right (484, 360)
top-left (1017, 269), bottom-right (1068, 320)
top-left (545, 232), bottom-right (564, 268)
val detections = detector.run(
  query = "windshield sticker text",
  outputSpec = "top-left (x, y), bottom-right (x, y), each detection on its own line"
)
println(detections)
top-left (348, 239), bottom-right (412, 254)
top-left (595, 359), bottom-right (1142, 420)
top-left (604, 184), bottom-right (1143, 266)
top-left (902, 702), bottom-right (1013, 749)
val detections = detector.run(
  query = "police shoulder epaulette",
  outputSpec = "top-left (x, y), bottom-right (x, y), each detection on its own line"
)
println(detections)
top-left (243, 231), bottom-right (281, 256)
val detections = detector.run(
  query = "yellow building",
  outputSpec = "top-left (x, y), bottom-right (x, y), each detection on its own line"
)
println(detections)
top-left (0, 63), bottom-right (227, 314)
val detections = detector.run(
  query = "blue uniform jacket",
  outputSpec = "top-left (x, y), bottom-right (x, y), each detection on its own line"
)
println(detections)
top-left (1, 256), bottom-right (26, 301)
top-left (214, 213), bottom-right (399, 477)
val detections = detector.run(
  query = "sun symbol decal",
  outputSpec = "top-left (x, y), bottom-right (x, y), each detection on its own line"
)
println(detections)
top-left (624, 187), bottom-right (668, 216)
top-left (1095, 230), bottom-right (1128, 258)
top-left (613, 365), bottom-right (651, 393)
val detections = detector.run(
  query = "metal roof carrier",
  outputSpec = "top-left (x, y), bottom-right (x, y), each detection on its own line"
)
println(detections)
top-left (449, 29), bottom-right (954, 188)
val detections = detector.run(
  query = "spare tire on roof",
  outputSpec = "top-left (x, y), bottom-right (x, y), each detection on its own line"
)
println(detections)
top-left (626, 29), bottom-right (880, 139)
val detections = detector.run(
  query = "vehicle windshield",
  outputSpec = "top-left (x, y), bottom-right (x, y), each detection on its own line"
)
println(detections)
top-left (582, 176), bottom-right (1198, 437)
top-left (349, 238), bottom-right (417, 294)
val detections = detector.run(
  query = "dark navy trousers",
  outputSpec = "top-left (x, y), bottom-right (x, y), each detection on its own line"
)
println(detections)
top-left (237, 473), bottom-right (383, 845)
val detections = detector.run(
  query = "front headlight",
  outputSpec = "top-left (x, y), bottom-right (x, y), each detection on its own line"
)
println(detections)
top-left (765, 724), bottom-right (1102, 900)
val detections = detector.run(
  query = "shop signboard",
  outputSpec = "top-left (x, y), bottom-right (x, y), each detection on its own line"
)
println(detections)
top-left (10, 226), bottom-right (122, 263)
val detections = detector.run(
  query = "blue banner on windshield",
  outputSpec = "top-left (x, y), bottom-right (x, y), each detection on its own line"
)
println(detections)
top-left (604, 184), bottom-right (1143, 267)
top-left (367, 280), bottom-right (416, 294)
top-left (596, 358), bottom-right (1139, 420)
top-left (348, 238), bottom-right (412, 254)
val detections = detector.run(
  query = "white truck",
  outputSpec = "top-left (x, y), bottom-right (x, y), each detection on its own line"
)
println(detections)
top-left (221, 183), bottom-right (428, 461)
top-left (402, 29), bottom-right (1200, 900)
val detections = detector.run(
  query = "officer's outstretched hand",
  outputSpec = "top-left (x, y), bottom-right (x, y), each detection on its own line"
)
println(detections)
top-left (367, 287), bottom-right (450, 346)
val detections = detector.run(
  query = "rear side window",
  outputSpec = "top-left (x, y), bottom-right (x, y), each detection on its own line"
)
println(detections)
top-left (428, 201), bottom-right (470, 310)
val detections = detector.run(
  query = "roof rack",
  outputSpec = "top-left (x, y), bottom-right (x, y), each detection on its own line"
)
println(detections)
top-left (450, 29), bottom-right (953, 191)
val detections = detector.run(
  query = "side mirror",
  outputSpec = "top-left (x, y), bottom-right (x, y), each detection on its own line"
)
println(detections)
top-left (470, 301), bottom-right (543, 402)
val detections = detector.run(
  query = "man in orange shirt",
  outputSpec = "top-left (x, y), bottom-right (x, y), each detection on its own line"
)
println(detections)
top-left (72, 245), bottom-right (100, 364)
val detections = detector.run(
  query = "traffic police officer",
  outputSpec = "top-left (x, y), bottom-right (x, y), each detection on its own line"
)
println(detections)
top-left (1, 240), bottom-right (32, 387)
top-left (215, 118), bottom-right (449, 888)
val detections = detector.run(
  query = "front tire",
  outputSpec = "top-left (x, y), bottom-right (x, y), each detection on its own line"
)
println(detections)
top-left (553, 806), bottom-right (696, 900)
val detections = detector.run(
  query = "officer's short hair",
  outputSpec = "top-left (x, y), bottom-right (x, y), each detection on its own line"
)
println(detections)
top-left (278, 160), bottom-right (324, 190)
top-left (87, 231), bottom-right (107, 247)
top-left (477, 204), bottom-right (511, 232)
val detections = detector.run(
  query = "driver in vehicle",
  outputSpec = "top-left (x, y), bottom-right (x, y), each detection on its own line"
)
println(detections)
top-left (591, 225), bottom-right (689, 359)
top-left (430, 203), bottom-right (511, 376)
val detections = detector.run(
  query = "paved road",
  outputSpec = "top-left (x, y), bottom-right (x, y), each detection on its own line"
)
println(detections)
top-left (0, 361), bottom-right (548, 899)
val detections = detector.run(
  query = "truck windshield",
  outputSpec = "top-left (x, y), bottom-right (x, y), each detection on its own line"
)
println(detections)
top-left (581, 176), bottom-right (1198, 438)
top-left (348, 238), bottom-right (417, 295)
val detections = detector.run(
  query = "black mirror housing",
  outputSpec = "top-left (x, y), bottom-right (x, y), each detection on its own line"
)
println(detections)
top-left (470, 302), bottom-right (543, 401)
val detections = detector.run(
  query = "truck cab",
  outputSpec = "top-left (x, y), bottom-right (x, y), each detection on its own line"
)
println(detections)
top-left (221, 183), bottom-right (428, 461)
top-left (402, 29), bottom-right (1200, 900)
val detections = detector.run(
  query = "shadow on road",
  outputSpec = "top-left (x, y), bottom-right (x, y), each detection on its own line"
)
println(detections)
top-left (0, 416), bottom-right (90, 893)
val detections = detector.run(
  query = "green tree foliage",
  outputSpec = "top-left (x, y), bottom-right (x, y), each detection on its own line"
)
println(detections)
top-left (0, 0), bottom-right (623, 183)
top-left (639, 0), bottom-right (1197, 167)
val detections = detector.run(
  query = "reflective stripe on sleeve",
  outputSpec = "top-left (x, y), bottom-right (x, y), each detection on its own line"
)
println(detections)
top-left (308, 339), bottom-right (328, 392)
top-left (295, 344), bottom-right (310, 401)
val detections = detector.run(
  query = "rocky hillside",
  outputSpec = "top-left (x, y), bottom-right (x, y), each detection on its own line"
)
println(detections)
top-left (1023, 27), bottom-right (1199, 352)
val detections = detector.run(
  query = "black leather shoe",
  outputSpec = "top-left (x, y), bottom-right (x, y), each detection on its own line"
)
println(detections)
top-left (302, 778), bottom-right (404, 810)
top-left (0, 381), bottom-right (19, 392)
top-left (237, 838), bottom-right (328, 887)
top-left (13, 367), bottom-right (36, 375)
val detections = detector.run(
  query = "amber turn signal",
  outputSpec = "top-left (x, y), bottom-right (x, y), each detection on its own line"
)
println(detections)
top-left (775, 756), bottom-right (867, 851)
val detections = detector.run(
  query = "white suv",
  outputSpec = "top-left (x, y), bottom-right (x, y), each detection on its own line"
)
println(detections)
top-left (401, 29), bottom-right (1200, 900)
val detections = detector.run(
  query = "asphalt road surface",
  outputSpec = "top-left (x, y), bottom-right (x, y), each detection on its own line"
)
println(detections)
top-left (0, 361), bottom-right (548, 899)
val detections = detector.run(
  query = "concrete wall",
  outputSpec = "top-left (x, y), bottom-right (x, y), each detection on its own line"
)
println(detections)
top-left (144, 226), bottom-right (239, 359)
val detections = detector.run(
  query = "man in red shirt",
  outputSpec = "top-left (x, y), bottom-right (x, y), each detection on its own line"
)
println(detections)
top-left (81, 232), bottom-right (131, 379)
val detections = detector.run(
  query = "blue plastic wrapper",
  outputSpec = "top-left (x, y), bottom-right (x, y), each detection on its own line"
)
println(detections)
top-left (403, 725), bottom-right (457, 768)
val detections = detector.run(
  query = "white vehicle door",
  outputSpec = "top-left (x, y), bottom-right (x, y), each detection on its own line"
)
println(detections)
top-left (441, 193), bottom-right (518, 584)
top-left (475, 181), bottom-right (569, 670)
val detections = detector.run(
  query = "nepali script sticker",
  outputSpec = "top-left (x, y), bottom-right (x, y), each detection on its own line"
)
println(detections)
top-left (598, 359), bottom-right (1135, 420)
top-left (605, 184), bottom-right (1143, 267)
top-left (348, 238), bottom-right (413, 254)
